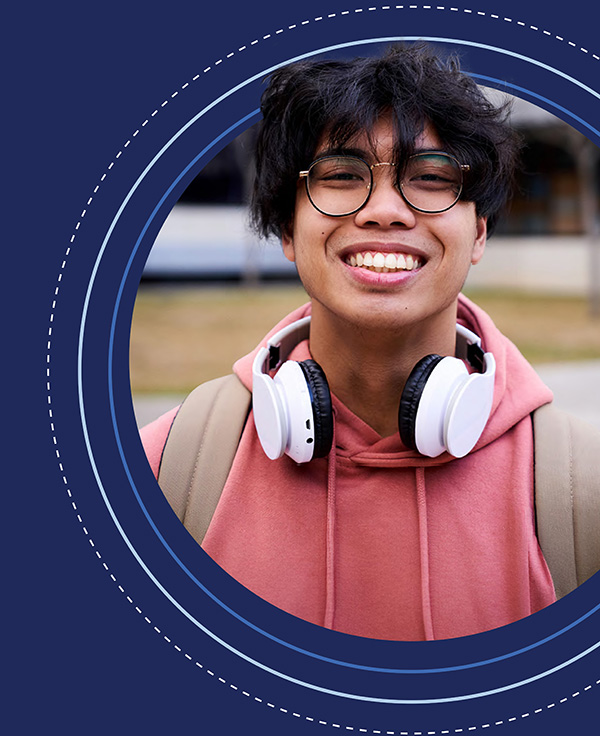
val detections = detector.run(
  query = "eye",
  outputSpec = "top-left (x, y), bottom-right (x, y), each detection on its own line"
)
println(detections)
top-left (310, 157), bottom-right (369, 186)
top-left (404, 155), bottom-right (461, 190)
top-left (414, 172), bottom-right (446, 182)
top-left (323, 169), bottom-right (363, 181)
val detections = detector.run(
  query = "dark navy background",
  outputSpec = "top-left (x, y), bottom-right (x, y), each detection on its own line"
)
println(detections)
top-left (7, 1), bottom-right (600, 733)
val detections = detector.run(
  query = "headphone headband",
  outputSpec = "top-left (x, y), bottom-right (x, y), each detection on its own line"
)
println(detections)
top-left (253, 318), bottom-right (489, 376)
top-left (253, 316), bottom-right (311, 376)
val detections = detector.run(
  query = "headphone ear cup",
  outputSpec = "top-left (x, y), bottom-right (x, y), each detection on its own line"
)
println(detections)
top-left (398, 354), bottom-right (444, 451)
top-left (297, 359), bottom-right (333, 458)
top-left (252, 370), bottom-right (289, 460)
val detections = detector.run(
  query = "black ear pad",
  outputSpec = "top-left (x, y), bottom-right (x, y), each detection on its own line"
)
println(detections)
top-left (398, 354), bottom-right (444, 450)
top-left (298, 359), bottom-right (334, 458)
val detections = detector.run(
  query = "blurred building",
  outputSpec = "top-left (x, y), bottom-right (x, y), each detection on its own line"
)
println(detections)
top-left (486, 91), bottom-right (600, 237)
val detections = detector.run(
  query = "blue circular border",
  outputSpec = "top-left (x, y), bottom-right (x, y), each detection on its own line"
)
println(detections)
top-left (77, 35), bottom-right (600, 704)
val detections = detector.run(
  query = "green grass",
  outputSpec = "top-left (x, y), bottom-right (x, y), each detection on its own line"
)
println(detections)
top-left (130, 283), bottom-right (309, 393)
top-left (130, 283), bottom-right (600, 393)
top-left (463, 288), bottom-right (600, 363)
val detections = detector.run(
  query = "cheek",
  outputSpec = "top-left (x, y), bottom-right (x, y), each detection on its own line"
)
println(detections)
top-left (441, 212), bottom-right (483, 262)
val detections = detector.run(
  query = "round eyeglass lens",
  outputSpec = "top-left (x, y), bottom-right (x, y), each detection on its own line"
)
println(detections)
top-left (400, 153), bottom-right (464, 212)
top-left (306, 156), bottom-right (372, 216)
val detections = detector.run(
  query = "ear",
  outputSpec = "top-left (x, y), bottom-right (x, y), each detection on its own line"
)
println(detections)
top-left (471, 216), bottom-right (487, 265)
top-left (281, 224), bottom-right (296, 263)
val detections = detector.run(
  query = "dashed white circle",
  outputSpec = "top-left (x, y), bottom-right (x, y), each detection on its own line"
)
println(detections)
top-left (47, 6), bottom-right (600, 731)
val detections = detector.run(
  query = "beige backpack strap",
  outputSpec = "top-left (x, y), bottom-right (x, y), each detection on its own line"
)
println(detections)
top-left (533, 402), bottom-right (600, 599)
top-left (158, 374), bottom-right (251, 545)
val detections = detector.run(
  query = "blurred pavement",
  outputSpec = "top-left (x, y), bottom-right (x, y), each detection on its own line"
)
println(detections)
top-left (133, 393), bottom-right (185, 429)
top-left (534, 360), bottom-right (600, 430)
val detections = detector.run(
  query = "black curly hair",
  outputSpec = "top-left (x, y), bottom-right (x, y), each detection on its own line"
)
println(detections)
top-left (250, 43), bottom-right (520, 239)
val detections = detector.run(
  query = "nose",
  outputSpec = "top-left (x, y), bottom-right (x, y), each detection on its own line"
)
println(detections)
top-left (353, 165), bottom-right (417, 229)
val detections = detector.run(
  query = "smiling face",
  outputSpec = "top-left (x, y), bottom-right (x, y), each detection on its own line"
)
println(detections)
top-left (281, 117), bottom-right (487, 344)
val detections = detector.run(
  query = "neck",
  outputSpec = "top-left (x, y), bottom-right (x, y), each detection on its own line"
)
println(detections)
top-left (308, 302), bottom-right (459, 437)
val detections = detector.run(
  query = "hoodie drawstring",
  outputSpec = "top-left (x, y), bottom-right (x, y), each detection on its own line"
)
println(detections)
top-left (323, 419), bottom-right (337, 629)
top-left (416, 466), bottom-right (435, 640)
top-left (322, 416), bottom-right (434, 637)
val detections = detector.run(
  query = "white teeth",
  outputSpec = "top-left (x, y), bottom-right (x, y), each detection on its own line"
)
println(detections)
top-left (384, 253), bottom-right (396, 269)
top-left (346, 250), bottom-right (422, 272)
top-left (373, 252), bottom-right (385, 268)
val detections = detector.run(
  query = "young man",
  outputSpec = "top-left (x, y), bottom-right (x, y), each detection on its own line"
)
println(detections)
top-left (141, 45), bottom-right (599, 641)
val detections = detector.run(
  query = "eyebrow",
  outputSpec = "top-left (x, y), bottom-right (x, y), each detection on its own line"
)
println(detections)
top-left (312, 146), bottom-right (451, 162)
top-left (313, 146), bottom-right (371, 160)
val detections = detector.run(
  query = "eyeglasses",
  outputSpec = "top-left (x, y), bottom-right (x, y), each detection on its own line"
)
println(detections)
top-left (299, 152), bottom-right (470, 217)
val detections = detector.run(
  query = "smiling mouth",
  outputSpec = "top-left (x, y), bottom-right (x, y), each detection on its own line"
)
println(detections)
top-left (344, 250), bottom-right (423, 273)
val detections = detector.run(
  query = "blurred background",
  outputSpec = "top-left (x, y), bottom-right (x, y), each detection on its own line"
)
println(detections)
top-left (130, 89), bottom-right (600, 430)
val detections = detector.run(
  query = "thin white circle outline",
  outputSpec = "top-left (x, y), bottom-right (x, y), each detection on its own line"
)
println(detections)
top-left (76, 37), bottom-right (600, 704)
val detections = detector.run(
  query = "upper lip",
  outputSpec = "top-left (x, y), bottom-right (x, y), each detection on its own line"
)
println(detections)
top-left (338, 243), bottom-right (429, 262)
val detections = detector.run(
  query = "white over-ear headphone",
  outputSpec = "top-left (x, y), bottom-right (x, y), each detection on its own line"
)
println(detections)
top-left (252, 317), bottom-right (495, 462)
top-left (397, 324), bottom-right (496, 458)
top-left (252, 317), bottom-right (333, 463)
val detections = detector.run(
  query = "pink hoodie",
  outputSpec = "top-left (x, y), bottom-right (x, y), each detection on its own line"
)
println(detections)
top-left (141, 294), bottom-right (556, 640)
